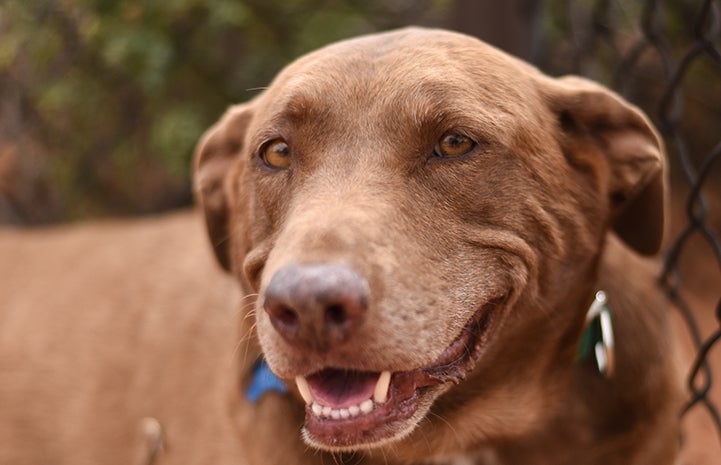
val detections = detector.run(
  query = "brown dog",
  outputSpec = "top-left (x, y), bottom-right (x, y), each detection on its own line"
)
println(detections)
top-left (194, 27), bottom-right (683, 464)
top-left (0, 28), bottom-right (683, 464)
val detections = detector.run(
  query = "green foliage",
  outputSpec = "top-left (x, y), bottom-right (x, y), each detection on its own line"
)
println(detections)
top-left (0, 0), bottom-right (451, 220)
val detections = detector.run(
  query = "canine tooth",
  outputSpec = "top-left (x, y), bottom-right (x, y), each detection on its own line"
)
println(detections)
top-left (295, 376), bottom-right (313, 405)
top-left (322, 406), bottom-right (332, 417)
top-left (348, 405), bottom-right (360, 417)
top-left (330, 410), bottom-right (341, 420)
top-left (311, 402), bottom-right (323, 417)
top-left (340, 408), bottom-right (350, 419)
top-left (360, 399), bottom-right (374, 414)
top-left (373, 370), bottom-right (392, 404)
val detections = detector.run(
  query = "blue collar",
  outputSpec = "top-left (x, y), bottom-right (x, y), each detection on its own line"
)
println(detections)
top-left (246, 359), bottom-right (288, 403)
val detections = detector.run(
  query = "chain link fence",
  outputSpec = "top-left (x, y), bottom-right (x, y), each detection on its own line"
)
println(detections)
top-left (529, 0), bottom-right (721, 456)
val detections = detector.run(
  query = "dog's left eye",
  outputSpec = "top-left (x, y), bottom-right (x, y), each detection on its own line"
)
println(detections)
top-left (435, 131), bottom-right (476, 158)
top-left (261, 139), bottom-right (292, 169)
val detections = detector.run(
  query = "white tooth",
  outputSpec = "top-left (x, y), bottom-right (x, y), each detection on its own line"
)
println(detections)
top-left (330, 410), bottom-right (341, 420)
top-left (295, 376), bottom-right (313, 405)
top-left (322, 406), bottom-right (332, 417)
top-left (348, 405), bottom-right (360, 417)
top-left (373, 371), bottom-right (392, 404)
top-left (360, 399), bottom-right (374, 414)
top-left (340, 408), bottom-right (350, 419)
top-left (312, 402), bottom-right (323, 417)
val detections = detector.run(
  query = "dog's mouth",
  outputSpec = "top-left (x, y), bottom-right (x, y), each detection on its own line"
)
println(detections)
top-left (293, 300), bottom-right (499, 450)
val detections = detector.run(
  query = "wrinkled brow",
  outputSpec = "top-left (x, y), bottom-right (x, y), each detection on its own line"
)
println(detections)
top-left (259, 75), bottom-right (518, 148)
top-left (268, 79), bottom-right (339, 126)
top-left (381, 82), bottom-right (516, 145)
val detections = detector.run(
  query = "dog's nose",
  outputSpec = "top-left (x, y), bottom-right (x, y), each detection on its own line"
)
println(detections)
top-left (263, 263), bottom-right (369, 350)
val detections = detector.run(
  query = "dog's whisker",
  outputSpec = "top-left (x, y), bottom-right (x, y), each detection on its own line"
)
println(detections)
top-left (413, 416), bottom-right (438, 456)
top-left (209, 232), bottom-right (232, 257)
top-left (378, 443), bottom-right (390, 465)
top-left (307, 444), bottom-right (330, 465)
top-left (236, 294), bottom-right (259, 313)
top-left (229, 319), bottom-right (258, 365)
top-left (427, 410), bottom-right (461, 443)
top-left (238, 318), bottom-right (257, 342)
top-left (328, 451), bottom-right (342, 465)
top-left (238, 292), bottom-right (259, 303)
top-left (234, 303), bottom-right (258, 324)
top-left (229, 338), bottom-right (247, 363)
top-left (240, 324), bottom-right (258, 367)
top-left (241, 306), bottom-right (257, 320)
top-left (237, 305), bottom-right (257, 322)
top-left (232, 320), bottom-right (259, 367)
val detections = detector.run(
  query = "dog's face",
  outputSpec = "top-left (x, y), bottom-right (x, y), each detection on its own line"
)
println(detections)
top-left (194, 28), bottom-right (664, 457)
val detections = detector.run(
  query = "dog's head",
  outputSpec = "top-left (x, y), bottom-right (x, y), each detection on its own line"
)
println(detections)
top-left (194, 28), bottom-right (665, 457)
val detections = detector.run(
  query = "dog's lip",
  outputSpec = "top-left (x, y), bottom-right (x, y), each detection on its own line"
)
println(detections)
top-left (298, 299), bottom-right (501, 449)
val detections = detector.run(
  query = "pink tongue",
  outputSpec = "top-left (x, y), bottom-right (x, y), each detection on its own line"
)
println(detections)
top-left (306, 369), bottom-right (379, 409)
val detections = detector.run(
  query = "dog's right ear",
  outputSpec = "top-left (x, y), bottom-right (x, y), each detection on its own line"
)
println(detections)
top-left (193, 103), bottom-right (254, 272)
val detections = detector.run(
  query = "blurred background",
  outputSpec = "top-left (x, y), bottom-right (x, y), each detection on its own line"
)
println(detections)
top-left (0, 0), bottom-right (720, 459)
top-left (0, 0), bottom-right (454, 223)
top-left (0, 0), bottom-right (718, 225)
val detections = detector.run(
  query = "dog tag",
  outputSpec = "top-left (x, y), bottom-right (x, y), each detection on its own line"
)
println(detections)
top-left (579, 291), bottom-right (615, 377)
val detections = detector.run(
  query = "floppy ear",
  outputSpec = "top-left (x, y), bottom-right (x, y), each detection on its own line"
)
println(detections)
top-left (541, 76), bottom-right (667, 255)
top-left (193, 103), bottom-right (254, 271)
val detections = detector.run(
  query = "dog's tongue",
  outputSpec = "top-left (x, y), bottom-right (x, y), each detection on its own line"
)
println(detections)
top-left (306, 369), bottom-right (379, 409)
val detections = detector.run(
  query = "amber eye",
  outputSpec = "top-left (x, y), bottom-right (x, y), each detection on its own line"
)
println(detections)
top-left (436, 132), bottom-right (475, 158)
top-left (261, 139), bottom-right (291, 169)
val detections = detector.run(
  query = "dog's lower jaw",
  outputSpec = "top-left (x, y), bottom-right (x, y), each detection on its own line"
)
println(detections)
top-left (302, 389), bottom-right (438, 452)
top-left (298, 301), bottom-right (500, 452)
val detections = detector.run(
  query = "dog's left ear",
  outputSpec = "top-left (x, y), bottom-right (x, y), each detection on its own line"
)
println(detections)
top-left (541, 75), bottom-right (666, 255)
top-left (193, 103), bottom-right (254, 271)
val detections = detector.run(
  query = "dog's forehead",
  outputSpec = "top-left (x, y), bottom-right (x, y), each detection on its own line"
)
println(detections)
top-left (256, 28), bottom-right (541, 127)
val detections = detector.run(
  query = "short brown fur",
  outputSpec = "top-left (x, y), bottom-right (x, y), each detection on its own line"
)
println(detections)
top-left (1, 28), bottom-right (687, 464)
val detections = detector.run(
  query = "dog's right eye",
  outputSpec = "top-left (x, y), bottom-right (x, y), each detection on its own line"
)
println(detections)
top-left (435, 131), bottom-right (476, 159)
top-left (261, 139), bottom-right (292, 169)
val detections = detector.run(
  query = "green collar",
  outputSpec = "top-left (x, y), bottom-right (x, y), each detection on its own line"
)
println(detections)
top-left (577, 290), bottom-right (615, 377)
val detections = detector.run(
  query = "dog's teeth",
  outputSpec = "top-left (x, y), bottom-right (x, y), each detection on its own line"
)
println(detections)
top-left (295, 376), bottom-right (313, 405)
top-left (359, 399), bottom-right (374, 414)
top-left (373, 370), bottom-right (392, 404)
top-left (307, 372), bottom-right (387, 419)
top-left (311, 400), bottom-right (375, 419)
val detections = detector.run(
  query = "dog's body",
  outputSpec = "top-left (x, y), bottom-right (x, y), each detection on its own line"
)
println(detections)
top-left (0, 212), bottom-right (247, 465)
top-left (1, 28), bottom-right (686, 464)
